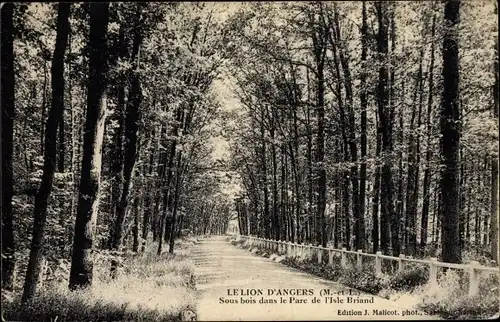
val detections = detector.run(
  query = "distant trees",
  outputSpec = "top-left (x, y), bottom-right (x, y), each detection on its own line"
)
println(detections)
top-left (1, 2), bottom-right (243, 299)
top-left (228, 1), bottom-right (498, 264)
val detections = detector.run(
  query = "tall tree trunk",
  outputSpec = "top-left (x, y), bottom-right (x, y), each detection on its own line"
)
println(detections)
top-left (372, 124), bottom-right (382, 253)
top-left (132, 193), bottom-right (141, 253)
top-left (491, 34), bottom-right (499, 263)
top-left (58, 102), bottom-right (65, 171)
top-left (260, 109), bottom-right (270, 239)
top-left (141, 129), bottom-right (156, 251)
top-left (1, 3), bottom-right (16, 291)
top-left (41, 62), bottom-right (48, 155)
top-left (269, 118), bottom-right (279, 240)
top-left (440, 0), bottom-right (461, 264)
top-left (69, 2), bottom-right (109, 290)
top-left (108, 22), bottom-right (127, 248)
top-left (420, 13), bottom-right (436, 254)
top-left (110, 15), bottom-right (143, 276)
top-left (359, 2), bottom-right (368, 248)
top-left (168, 151), bottom-right (183, 253)
top-left (405, 51), bottom-right (424, 256)
top-left (22, 3), bottom-right (71, 302)
top-left (331, 8), bottom-right (363, 251)
top-left (157, 108), bottom-right (182, 255)
top-left (376, 1), bottom-right (395, 255)
top-left (313, 16), bottom-right (327, 247)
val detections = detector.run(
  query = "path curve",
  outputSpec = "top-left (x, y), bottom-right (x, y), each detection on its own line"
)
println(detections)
top-left (193, 236), bottom-right (438, 321)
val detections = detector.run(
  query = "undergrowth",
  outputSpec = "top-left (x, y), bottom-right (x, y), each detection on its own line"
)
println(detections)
top-left (2, 237), bottom-right (198, 322)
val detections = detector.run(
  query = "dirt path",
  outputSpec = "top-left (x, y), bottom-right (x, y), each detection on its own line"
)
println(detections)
top-left (193, 236), bottom-right (438, 321)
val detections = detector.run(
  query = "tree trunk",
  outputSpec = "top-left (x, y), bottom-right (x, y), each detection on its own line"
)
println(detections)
top-left (420, 13), bottom-right (436, 254)
top-left (313, 18), bottom-right (327, 247)
top-left (69, 2), bottom-right (109, 290)
top-left (440, 0), bottom-right (461, 264)
top-left (132, 194), bottom-right (141, 252)
top-left (332, 8), bottom-right (363, 251)
top-left (405, 51), bottom-right (424, 256)
top-left (157, 107), bottom-right (182, 255)
top-left (359, 2), bottom-right (368, 247)
top-left (376, 2), bottom-right (395, 255)
top-left (111, 15), bottom-right (143, 275)
top-left (491, 34), bottom-right (499, 263)
top-left (22, 3), bottom-right (71, 302)
top-left (168, 151), bottom-right (183, 253)
top-left (372, 124), bottom-right (382, 254)
top-left (108, 22), bottom-right (127, 248)
top-left (141, 129), bottom-right (156, 252)
top-left (260, 109), bottom-right (270, 239)
top-left (41, 62), bottom-right (48, 155)
top-left (1, 3), bottom-right (16, 291)
top-left (270, 124), bottom-right (279, 241)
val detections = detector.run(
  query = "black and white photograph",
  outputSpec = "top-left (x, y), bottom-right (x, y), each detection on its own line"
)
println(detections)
top-left (1, 1), bottom-right (499, 321)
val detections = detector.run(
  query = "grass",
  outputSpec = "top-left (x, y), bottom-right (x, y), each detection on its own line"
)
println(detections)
top-left (2, 237), bottom-right (198, 322)
top-left (235, 237), bottom-right (499, 320)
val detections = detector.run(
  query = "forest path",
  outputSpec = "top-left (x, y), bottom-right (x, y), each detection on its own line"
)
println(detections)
top-left (193, 235), bottom-right (438, 321)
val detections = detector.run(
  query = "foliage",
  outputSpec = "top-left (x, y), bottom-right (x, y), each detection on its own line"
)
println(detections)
top-left (2, 238), bottom-right (197, 322)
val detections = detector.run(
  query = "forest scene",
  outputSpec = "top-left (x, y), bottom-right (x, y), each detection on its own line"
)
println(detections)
top-left (1, 1), bottom-right (499, 321)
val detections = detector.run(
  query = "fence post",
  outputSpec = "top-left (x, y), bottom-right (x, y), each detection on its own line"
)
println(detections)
top-left (356, 250), bottom-right (362, 270)
top-left (328, 247), bottom-right (334, 266)
top-left (375, 251), bottom-right (382, 276)
top-left (468, 261), bottom-right (480, 296)
top-left (429, 257), bottom-right (438, 286)
top-left (318, 247), bottom-right (323, 264)
top-left (341, 248), bottom-right (347, 269)
top-left (398, 254), bottom-right (406, 274)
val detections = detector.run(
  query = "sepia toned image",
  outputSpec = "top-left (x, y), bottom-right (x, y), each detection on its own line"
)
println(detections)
top-left (1, 1), bottom-right (499, 321)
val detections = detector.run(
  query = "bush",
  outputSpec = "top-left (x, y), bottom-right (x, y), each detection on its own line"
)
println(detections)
top-left (415, 269), bottom-right (499, 320)
top-left (386, 266), bottom-right (429, 292)
top-left (338, 266), bottom-right (386, 295)
top-left (2, 239), bottom-right (197, 321)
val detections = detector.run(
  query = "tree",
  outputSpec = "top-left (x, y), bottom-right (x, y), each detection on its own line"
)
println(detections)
top-left (69, 2), bottom-right (110, 289)
top-left (490, 30), bottom-right (499, 263)
top-left (375, 1), bottom-right (396, 255)
top-left (110, 4), bottom-right (144, 275)
top-left (359, 1), bottom-right (369, 253)
top-left (312, 4), bottom-right (328, 247)
top-left (22, 3), bottom-right (71, 303)
top-left (1, 2), bottom-right (16, 291)
top-left (439, 0), bottom-right (461, 264)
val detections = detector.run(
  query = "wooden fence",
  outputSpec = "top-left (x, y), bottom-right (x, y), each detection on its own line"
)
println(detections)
top-left (239, 235), bottom-right (500, 298)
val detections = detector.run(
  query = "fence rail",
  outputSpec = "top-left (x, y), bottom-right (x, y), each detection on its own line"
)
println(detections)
top-left (238, 235), bottom-right (500, 298)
